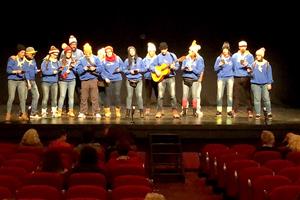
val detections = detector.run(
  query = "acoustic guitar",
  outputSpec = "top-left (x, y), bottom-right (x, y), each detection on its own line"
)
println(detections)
top-left (151, 56), bottom-right (185, 82)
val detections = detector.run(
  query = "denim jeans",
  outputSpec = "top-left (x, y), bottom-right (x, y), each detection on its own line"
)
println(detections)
top-left (58, 80), bottom-right (76, 110)
top-left (28, 80), bottom-right (40, 114)
top-left (41, 82), bottom-right (58, 109)
top-left (157, 76), bottom-right (177, 110)
top-left (196, 81), bottom-right (202, 112)
top-left (251, 83), bottom-right (271, 115)
top-left (126, 80), bottom-right (143, 109)
top-left (106, 80), bottom-right (122, 108)
top-left (182, 81), bottom-right (198, 108)
top-left (7, 80), bottom-right (27, 114)
top-left (217, 77), bottom-right (234, 112)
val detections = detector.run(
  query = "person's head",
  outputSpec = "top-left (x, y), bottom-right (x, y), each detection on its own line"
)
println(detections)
top-left (20, 128), bottom-right (42, 146)
top-left (221, 41), bottom-right (230, 57)
top-left (238, 40), bottom-right (247, 53)
top-left (285, 132), bottom-right (300, 152)
top-left (147, 42), bottom-right (156, 57)
top-left (159, 42), bottom-right (168, 55)
top-left (105, 46), bottom-right (114, 57)
top-left (41, 150), bottom-right (64, 172)
top-left (16, 44), bottom-right (26, 58)
top-left (128, 46), bottom-right (136, 57)
top-left (97, 48), bottom-right (105, 60)
top-left (57, 130), bottom-right (68, 141)
top-left (25, 47), bottom-right (37, 60)
top-left (260, 130), bottom-right (275, 146)
top-left (116, 140), bottom-right (131, 156)
top-left (79, 146), bottom-right (98, 165)
top-left (83, 43), bottom-right (93, 56)
top-left (188, 40), bottom-right (201, 57)
top-left (144, 192), bottom-right (166, 200)
top-left (255, 47), bottom-right (265, 61)
top-left (62, 43), bottom-right (72, 59)
top-left (48, 45), bottom-right (60, 59)
top-left (69, 35), bottom-right (78, 52)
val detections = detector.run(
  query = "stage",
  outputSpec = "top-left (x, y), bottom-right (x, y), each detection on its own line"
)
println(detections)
top-left (1, 105), bottom-right (300, 149)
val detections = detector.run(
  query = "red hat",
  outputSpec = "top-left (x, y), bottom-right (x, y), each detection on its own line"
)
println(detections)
top-left (105, 46), bottom-right (113, 52)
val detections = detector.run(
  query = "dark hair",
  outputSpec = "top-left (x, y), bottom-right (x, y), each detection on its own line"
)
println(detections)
top-left (79, 146), bottom-right (98, 165)
top-left (127, 46), bottom-right (138, 68)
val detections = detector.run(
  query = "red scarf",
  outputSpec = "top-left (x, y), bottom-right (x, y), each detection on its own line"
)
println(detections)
top-left (105, 53), bottom-right (117, 62)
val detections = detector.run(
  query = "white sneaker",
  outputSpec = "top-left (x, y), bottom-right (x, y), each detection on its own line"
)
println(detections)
top-left (197, 111), bottom-right (203, 118)
top-left (78, 113), bottom-right (86, 118)
top-left (95, 113), bottom-right (101, 118)
top-left (30, 114), bottom-right (41, 119)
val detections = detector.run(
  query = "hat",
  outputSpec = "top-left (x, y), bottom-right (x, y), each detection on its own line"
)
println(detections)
top-left (17, 44), bottom-right (26, 52)
top-left (97, 48), bottom-right (105, 56)
top-left (48, 45), bottom-right (60, 54)
top-left (83, 43), bottom-right (92, 55)
top-left (256, 47), bottom-right (266, 57)
top-left (147, 42), bottom-right (156, 52)
top-left (222, 41), bottom-right (230, 50)
top-left (189, 40), bottom-right (201, 52)
top-left (61, 43), bottom-right (72, 53)
top-left (25, 47), bottom-right (37, 54)
top-left (105, 46), bottom-right (113, 52)
top-left (159, 42), bottom-right (168, 50)
top-left (238, 40), bottom-right (247, 47)
top-left (69, 35), bottom-right (77, 44)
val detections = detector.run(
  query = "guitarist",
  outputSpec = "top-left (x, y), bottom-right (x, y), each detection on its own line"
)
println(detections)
top-left (150, 42), bottom-right (180, 118)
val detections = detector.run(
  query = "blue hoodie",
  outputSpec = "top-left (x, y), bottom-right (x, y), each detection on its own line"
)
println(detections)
top-left (76, 55), bottom-right (102, 81)
top-left (150, 52), bottom-right (179, 78)
top-left (250, 60), bottom-right (273, 84)
top-left (142, 55), bottom-right (156, 80)
top-left (181, 55), bottom-right (205, 80)
top-left (101, 56), bottom-right (123, 82)
top-left (24, 59), bottom-right (38, 80)
top-left (59, 58), bottom-right (76, 81)
top-left (6, 57), bottom-right (26, 80)
top-left (123, 57), bottom-right (145, 81)
top-left (214, 55), bottom-right (234, 79)
top-left (232, 51), bottom-right (254, 77)
top-left (41, 59), bottom-right (60, 83)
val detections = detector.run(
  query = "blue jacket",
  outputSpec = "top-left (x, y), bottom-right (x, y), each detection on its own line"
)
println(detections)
top-left (101, 56), bottom-right (123, 82)
top-left (24, 59), bottom-right (38, 80)
top-left (250, 60), bottom-right (273, 84)
top-left (6, 57), bottom-right (26, 80)
top-left (59, 58), bottom-right (76, 81)
top-left (214, 56), bottom-right (234, 79)
top-left (150, 52), bottom-right (179, 78)
top-left (232, 51), bottom-right (254, 77)
top-left (76, 55), bottom-right (102, 81)
top-left (142, 55), bottom-right (156, 80)
top-left (181, 55), bottom-right (205, 80)
top-left (41, 59), bottom-right (60, 83)
top-left (122, 57), bottom-right (145, 81)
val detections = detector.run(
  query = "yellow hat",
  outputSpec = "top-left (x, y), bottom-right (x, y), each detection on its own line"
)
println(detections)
top-left (83, 43), bottom-right (92, 55)
top-left (26, 47), bottom-right (37, 54)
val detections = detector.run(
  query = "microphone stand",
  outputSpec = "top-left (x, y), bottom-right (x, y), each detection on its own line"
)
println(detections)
top-left (263, 107), bottom-right (268, 125)
top-left (131, 106), bottom-right (135, 124)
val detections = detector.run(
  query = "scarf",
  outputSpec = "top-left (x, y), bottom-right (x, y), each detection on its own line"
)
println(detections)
top-left (105, 53), bottom-right (117, 62)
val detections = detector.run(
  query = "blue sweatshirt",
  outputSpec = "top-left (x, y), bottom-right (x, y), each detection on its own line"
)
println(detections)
top-left (214, 55), bottom-right (234, 79)
top-left (122, 57), bottom-right (145, 81)
top-left (232, 51), bottom-right (254, 77)
top-left (150, 52), bottom-right (179, 78)
top-left (76, 55), bottom-right (102, 81)
top-left (24, 59), bottom-right (38, 80)
top-left (250, 60), bottom-right (273, 84)
top-left (6, 57), bottom-right (26, 80)
top-left (59, 58), bottom-right (76, 81)
top-left (181, 55), bottom-right (205, 80)
top-left (101, 56), bottom-right (123, 82)
top-left (60, 48), bottom-right (84, 62)
top-left (143, 55), bottom-right (156, 80)
top-left (41, 59), bottom-right (60, 83)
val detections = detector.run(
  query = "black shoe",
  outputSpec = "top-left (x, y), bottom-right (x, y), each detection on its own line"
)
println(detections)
top-left (216, 111), bottom-right (222, 117)
top-left (181, 108), bottom-right (187, 116)
top-left (125, 109), bottom-right (131, 118)
top-left (227, 111), bottom-right (233, 118)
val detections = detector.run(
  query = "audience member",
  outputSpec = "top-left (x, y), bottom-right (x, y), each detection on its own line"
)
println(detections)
top-left (48, 130), bottom-right (73, 148)
top-left (256, 130), bottom-right (277, 151)
top-left (145, 192), bottom-right (166, 200)
top-left (20, 128), bottom-right (43, 147)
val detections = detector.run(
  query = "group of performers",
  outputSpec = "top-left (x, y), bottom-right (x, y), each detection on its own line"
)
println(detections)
top-left (5, 35), bottom-right (273, 121)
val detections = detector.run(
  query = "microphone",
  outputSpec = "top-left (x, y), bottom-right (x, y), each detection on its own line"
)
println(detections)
top-left (131, 106), bottom-right (135, 124)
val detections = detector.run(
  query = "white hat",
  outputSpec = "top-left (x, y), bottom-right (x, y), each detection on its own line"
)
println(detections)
top-left (147, 42), bottom-right (156, 52)
top-left (189, 40), bottom-right (201, 52)
top-left (69, 35), bottom-right (77, 44)
top-left (238, 40), bottom-right (247, 47)
top-left (256, 47), bottom-right (266, 57)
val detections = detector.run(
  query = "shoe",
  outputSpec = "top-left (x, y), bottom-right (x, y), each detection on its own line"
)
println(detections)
top-left (172, 109), bottom-right (180, 119)
top-left (95, 113), bottom-right (101, 118)
top-left (248, 110), bottom-right (253, 118)
top-left (30, 114), bottom-right (41, 119)
top-left (139, 109), bottom-right (144, 118)
top-left (5, 113), bottom-right (11, 121)
top-left (267, 113), bottom-right (272, 119)
top-left (227, 111), bottom-right (233, 118)
top-left (67, 109), bottom-right (75, 117)
top-left (181, 108), bottom-right (187, 116)
top-left (196, 110), bottom-right (203, 118)
top-left (155, 111), bottom-right (162, 118)
top-left (216, 111), bottom-right (222, 117)
top-left (145, 108), bottom-right (150, 116)
top-left (255, 114), bottom-right (261, 120)
top-left (20, 113), bottom-right (29, 121)
top-left (78, 113), bottom-right (86, 118)
top-left (125, 109), bottom-right (131, 118)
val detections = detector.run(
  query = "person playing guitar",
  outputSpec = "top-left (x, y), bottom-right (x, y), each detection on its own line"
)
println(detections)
top-left (150, 42), bottom-right (180, 119)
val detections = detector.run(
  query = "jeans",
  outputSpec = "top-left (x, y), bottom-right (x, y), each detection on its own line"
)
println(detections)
top-left (157, 76), bottom-right (177, 110)
top-left (144, 79), bottom-right (158, 107)
top-left (217, 77), bottom-right (234, 112)
top-left (58, 80), bottom-right (76, 110)
top-left (41, 82), bottom-right (58, 109)
top-left (106, 80), bottom-right (122, 108)
top-left (196, 81), bottom-right (202, 112)
top-left (182, 81), bottom-right (198, 108)
top-left (27, 80), bottom-right (40, 114)
top-left (251, 83), bottom-right (271, 115)
top-left (7, 80), bottom-right (27, 114)
top-left (126, 80), bottom-right (143, 109)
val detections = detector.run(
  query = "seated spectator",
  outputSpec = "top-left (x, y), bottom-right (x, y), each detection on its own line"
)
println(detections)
top-left (71, 146), bottom-right (104, 174)
top-left (40, 150), bottom-right (68, 174)
top-left (48, 130), bottom-right (73, 148)
top-left (75, 129), bottom-right (103, 153)
top-left (285, 132), bottom-right (300, 152)
top-left (257, 130), bottom-right (277, 151)
top-left (20, 128), bottom-right (43, 147)
top-left (145, 192), bottom-right (166, 200)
